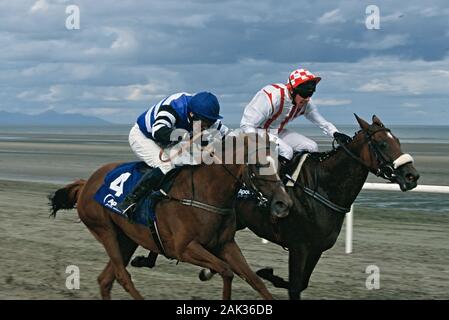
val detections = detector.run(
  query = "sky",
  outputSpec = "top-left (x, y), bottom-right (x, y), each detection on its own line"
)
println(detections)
top-left (1, 0), bottom-right (449, 125)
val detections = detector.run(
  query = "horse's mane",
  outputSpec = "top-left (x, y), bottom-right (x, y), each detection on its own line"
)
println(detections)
top-left (307, 130), bottom-right (361, 163)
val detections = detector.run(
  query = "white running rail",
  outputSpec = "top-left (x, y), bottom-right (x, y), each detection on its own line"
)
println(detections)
top-left (345, 183), bottom-right (449, 254)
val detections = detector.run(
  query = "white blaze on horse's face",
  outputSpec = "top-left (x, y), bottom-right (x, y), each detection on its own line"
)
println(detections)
top-left (383, 131), bottom-right (414, 169)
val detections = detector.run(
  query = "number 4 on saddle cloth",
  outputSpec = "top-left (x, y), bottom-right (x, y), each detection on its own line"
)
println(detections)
top-left (93, 162), bottom-right (178, 226)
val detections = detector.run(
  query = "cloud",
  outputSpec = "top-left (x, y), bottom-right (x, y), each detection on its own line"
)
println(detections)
top-left (353, 61), bottom-right (449, 95)
top-left (65, 107), bottom-right (127, 117)
top-left (313, 98), bottom-right (352, 106)
top-left (2, 1), bottom-right (447, 65)
top-left (348, 34), bottom-right (409, 50)
top-left (109, 28), bottom-right (137, 50)
top-left (357, 80), bottom-right (396, 93)
top-left (22, 85), bottom-right (64, 102)
top-left (401, 102), bottom-right (420, 108)
top-left (417, 6), bottom-right (449, 17)
top-left (84, 27), bottom-right (137, 55)
top-left (411, 110), bottom-right (427, 116)
top-left (317, 9), bottom-right (345, 24)
top-left (30, 0), bottom-right (49, 13)
top-left (126, 83), bottom-right (167, 101)
top-left (381, 12), bottom-right (405, 22)
top-left (2, 1), bottom-right (449, 125)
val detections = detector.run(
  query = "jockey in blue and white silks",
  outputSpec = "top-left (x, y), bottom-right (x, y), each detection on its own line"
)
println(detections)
top-left (118, 91), bottom-right (229, 215)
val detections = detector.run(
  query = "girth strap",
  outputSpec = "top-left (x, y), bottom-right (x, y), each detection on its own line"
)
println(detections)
top-left (178, 199), bottom-right (234, 216)
top-left (149, 221), bottom-right (167, 257)
top-left (159, 190), bottom-right (234, 216)
top-left (301, 186), bottom-right (350, 214)
top-left (285, 175), bottom-right (350, 214)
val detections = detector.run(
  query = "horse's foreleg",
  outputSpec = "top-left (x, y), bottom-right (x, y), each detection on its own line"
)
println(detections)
top-left (180, 241), bottom-right (234, 300)
top-left (219, 240), bottom-right (273, 300)
top-left (93, 225), bottom-right (143, 300)
top-left (300, 251), bottom-right (322, 292)
top-left (98, 261), bottom-right (115, 300)
top-left (288, 247), bottom-right (308, 300)
top-left (97, 226), bottom-right (139, 299)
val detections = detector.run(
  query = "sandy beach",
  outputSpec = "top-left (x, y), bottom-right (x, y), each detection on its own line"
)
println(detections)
top-left (0, 132), bottom-right (448, 299)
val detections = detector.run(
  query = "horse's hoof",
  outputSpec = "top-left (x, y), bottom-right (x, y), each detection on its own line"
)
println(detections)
top-left (131, 256), bottom-right (154, 268)
top-left (130, 256), bottom-right (144, 268)
top-left (256, 267), bottom-right (274, 279)
top-left (198, 269), bottom-right (213, 281)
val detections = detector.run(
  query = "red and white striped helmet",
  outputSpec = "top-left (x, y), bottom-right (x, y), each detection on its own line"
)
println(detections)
top-left (287, 68), bottom-right (321, 89)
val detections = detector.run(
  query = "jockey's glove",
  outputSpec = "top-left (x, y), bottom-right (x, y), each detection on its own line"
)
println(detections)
top-left (333, 132), bottom-right (352, 145)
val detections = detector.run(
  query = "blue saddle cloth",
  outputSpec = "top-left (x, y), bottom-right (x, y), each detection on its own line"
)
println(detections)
top-left (93, 161), bottom-right (157, 226)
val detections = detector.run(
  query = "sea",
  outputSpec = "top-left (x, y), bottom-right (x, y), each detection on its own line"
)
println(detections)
top-left (1, 124), bottom-right (449, 144)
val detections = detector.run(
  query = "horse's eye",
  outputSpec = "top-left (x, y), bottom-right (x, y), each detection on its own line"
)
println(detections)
top-left (379, 141), bottom-right (388, 149)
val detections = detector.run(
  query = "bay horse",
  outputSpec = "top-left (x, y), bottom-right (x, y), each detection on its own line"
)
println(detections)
top-left (49, 133), bottom-right (292, 300)
top-left (129, 115), bottom-right (418, 298)
top-left (196, 114), bottom-right (420, 299)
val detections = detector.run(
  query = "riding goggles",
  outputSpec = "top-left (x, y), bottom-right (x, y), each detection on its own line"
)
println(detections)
top-left (293, 80), bottom-right (317, 99)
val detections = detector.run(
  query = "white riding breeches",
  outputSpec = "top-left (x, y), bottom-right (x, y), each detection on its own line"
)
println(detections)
top-left (277, 129), bottom-right (319, 160)
top-left (128, 124), bottom-right (175, 174)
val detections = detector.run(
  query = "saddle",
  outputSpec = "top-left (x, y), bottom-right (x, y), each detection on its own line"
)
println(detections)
top-left (280, 152), bottom-right (309, 181)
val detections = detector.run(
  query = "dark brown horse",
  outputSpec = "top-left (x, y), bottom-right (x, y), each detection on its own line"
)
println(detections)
top-left (195, 115), bottom-right (420, 299)
top-left (49, 133), bottom-right (292, 299)
top-left (128, 114), bottom-right (417, 297)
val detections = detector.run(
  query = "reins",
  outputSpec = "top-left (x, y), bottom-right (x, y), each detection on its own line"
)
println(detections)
top-left (285, 126), bottom-right (411, 214)
top-left (159, 139), bottom-right (277, 214)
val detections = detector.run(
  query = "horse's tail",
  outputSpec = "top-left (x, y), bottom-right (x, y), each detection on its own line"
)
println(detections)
top-left (48, 179), bottom-right (86, 218)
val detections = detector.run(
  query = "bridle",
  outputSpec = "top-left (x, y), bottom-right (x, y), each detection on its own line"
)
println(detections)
top-left (334, 127), bottom-right (414, 181)
top-left (221, 147), bottom-right (281, 208)
top-left (282, 125), bottom-right (414, 215)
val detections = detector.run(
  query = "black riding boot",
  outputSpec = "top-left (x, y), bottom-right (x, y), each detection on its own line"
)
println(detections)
top-left (278, 155), bottom-right (291, 178)
top-left (117, 167), bottom-right (165, 216)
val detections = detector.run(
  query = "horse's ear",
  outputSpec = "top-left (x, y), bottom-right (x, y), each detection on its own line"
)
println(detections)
top-left (354, 113), bottom-right (369, 130)
top-left (372, 115), bottom-right (384, 127)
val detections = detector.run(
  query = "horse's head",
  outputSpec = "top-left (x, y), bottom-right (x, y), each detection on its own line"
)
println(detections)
top-left (242, 133), bottom-right (293, 219)
top-left (352, 114), bottom-right (419, 191)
